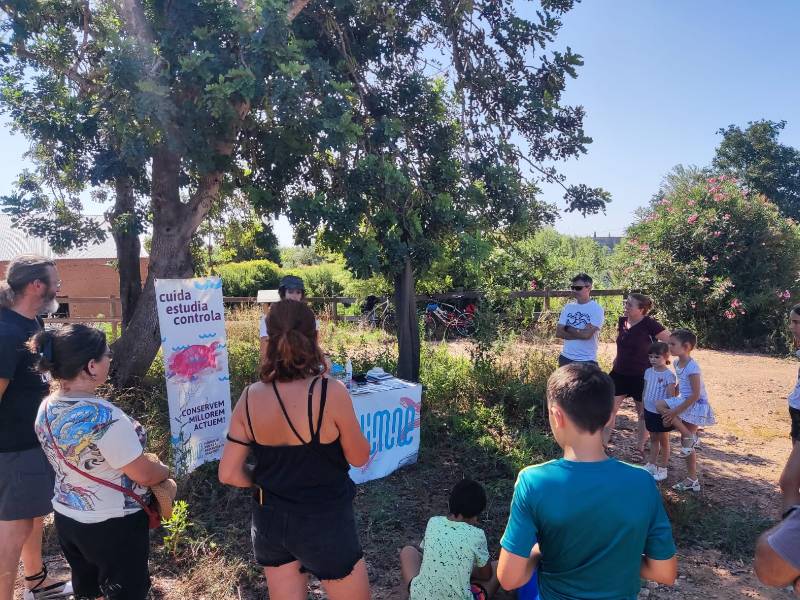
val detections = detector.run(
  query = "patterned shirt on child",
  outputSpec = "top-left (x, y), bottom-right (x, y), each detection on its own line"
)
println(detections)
top-left (409, 516), bottom-right (490, 600)
top-left (35, 394), bottom-right (150, 524)
top-left (642, 367), bottom-right (677, 413)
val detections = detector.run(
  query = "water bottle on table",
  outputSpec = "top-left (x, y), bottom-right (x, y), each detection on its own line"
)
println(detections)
top-left (345, 358), bottom-right (353, 391)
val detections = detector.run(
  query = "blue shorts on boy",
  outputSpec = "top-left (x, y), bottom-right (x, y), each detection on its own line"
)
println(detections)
top-left (501, 458), bottom-right (676, 600)
top-left (409, 516), bottom-right (490, 600)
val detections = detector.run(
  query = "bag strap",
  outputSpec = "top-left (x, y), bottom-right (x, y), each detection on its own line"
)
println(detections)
top-left (43, 401), bottom-right (155, 515)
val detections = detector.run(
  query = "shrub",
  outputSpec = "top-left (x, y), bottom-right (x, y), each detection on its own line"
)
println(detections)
top-left (614, 174), bottom-right (800, 351)
top-left (213, 260), bottom-right (281, 297)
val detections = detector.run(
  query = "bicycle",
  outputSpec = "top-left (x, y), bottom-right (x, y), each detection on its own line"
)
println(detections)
top-left (422, 301), bottom-right (475, 340)
top-left (359, 295), bottom-right (396, 332)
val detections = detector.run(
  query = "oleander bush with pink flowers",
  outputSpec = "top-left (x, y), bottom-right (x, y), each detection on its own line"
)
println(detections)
top-left (613, 174), bottom-right (800, 352)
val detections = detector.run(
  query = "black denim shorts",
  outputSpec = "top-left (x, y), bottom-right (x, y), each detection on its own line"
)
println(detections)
top-left (644, 409), bottom-right (674, 433)
top-left (251, 501), bottom-right (363, 580)
top-left (791, 406), bottom-right (800, 442)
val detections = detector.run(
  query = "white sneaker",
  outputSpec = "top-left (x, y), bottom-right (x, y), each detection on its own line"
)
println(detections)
top-left (654, 467), bottom-right (668, 481)
top-left (643, 463), bottom-right (657, 476)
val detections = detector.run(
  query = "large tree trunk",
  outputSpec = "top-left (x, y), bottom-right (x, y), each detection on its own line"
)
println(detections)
top-left (108, 176), bottom-right (143, 327)
top-left (110, 147), bottom-right (200, 386)
top-left (394, 256), bottom-right (420, 382)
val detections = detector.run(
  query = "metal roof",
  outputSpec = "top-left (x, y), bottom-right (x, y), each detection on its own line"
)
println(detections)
top-left (0, 214), bottom-right (149, 261)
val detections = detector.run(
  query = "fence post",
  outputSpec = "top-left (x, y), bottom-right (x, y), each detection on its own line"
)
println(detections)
top-left (543, 289), bottom-right (551, 311)
top-left (332, 298), bottom-right (339, 323)
top-left (109, 296), bottom-right (119, 339)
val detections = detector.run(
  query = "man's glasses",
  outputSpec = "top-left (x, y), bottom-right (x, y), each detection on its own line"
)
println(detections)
top-left (571, 285), bottom-right (586, 291)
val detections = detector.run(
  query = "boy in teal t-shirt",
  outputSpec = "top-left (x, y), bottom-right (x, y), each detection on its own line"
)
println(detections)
top-left (497, 363), bottom-right (677, 599)
top-left (401, 479), bottom-right (500, 599)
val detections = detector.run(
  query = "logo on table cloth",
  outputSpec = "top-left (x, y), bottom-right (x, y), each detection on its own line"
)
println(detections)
top-left (358, 396), bottom-right (420, 472)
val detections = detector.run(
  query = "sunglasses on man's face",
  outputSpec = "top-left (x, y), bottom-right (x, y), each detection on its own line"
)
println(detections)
top-left (571, 285), bottom-right (587, 291)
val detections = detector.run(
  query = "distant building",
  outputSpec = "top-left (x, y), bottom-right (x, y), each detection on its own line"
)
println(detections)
top-left (0, 215), bottom-right (148, 317)
top-left (592, 232), bottom-right (623, 251)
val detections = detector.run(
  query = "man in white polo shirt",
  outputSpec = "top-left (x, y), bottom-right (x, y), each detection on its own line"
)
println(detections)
top-left (556, 273), bottom-right (604, 367)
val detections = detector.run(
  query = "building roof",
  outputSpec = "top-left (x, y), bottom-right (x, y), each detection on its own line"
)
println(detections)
top-left (0, 214), bottom-right (149, 261)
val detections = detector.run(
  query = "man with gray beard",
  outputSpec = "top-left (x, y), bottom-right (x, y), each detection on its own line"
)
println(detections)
top-left (0, 255), bottom-right (72, 599)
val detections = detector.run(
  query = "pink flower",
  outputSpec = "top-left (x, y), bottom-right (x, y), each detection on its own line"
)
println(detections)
top-left (707, 177), bottom-right (717, 184)
top-left (639, 243), bottom-right (650, 252)
top-left (731, 298), bottom-right (742, 308)
top-left (713, 194), bottom-right (725, 202)
top-left (724, 310), bottom-right (736, 319)
top-left (687, 213), bottom-right (699, 224)
top-left (712, 231), bottom-right (722, 237)
top-left (778, 290), bottom-right (791, 301)
top-left (722, 213), bottom-right (731, 221)
top-left (711, 255), bottom-right (719, 262)
top-left (659, 198), bottom-right (671, 206)
top-left (687, 200), bottom-right (696, 207)
top-left (690, 301), bottom-right (697, 309)
top-left (530, 280), bottom-right (538, 290)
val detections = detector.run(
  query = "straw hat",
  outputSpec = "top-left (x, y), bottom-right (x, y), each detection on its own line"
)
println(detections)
top-left (151, 478), bottom-right (177, 520)
top-left (142, 452), bottom-right (177, 519)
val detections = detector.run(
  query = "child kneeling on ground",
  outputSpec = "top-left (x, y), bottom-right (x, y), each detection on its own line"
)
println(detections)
top-left (497, 363), bottom-right (678, 599)
top-left (400, 479), bottom-right (500, 600)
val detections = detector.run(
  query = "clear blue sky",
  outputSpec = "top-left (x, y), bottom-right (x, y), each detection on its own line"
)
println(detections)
top-left (2, 0), bottom-right (799, 244)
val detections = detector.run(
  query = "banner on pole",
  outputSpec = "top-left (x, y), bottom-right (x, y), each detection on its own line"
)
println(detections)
top-left (155, 277), bottom-right (231, 475)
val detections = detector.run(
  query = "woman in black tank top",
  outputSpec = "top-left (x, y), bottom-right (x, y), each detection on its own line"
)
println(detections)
top-left (219, 300), bottom-right (371, 600)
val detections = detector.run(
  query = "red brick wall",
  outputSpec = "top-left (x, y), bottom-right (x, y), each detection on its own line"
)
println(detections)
top-left (0, 257), bottom-right (148, 317)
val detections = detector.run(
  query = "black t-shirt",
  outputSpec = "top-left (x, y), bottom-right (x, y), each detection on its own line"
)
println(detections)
top-left (611, 315), bottom-right (666, 377)
top-left (0, 307), bottom-right (50, 452)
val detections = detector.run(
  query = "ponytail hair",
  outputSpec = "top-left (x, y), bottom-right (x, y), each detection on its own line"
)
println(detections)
top-left (27, 324), bottom-right (107, 381)
top-left (627, 292), bottom-right (654, 315)
top-left (0, 254), bottom-right (56, 308)
top-left (260, 300), bottom-right (324, 383)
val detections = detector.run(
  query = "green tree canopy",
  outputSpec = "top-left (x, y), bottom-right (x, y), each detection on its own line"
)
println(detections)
top-left (713, 120), bottom-right (800, 220)
top-left (1, 0), bottom-right (607, 383)
top-left (614, 170), bottom-right (800, 351)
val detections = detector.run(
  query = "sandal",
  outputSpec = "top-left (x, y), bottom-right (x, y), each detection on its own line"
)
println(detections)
top-left (678, 434), bottom-right (699, 457)
top-left (23, 565), bottom-right (73, 599)
top-left (671, 478), bottom-right (700, 492)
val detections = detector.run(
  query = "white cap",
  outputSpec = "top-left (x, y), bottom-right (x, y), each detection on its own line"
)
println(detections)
top-left (257, 289), bottom-right (281, 303)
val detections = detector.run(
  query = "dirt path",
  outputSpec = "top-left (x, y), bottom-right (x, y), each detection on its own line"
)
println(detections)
top-left (601, 344), bottom-right (795, 600)
top-left (16, 345), bottom-right (798, 599)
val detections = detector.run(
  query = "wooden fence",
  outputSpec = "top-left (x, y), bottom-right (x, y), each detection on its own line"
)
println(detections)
top-left (49, 289), bottom-right (631, 332)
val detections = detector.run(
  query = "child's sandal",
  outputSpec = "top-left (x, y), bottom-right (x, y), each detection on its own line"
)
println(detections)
top-left (678, 434), bottom-right (698, 457)
top-left (671, 478), bottom-right (700, 492)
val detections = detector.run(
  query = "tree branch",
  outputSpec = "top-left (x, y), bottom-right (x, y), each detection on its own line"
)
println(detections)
top-left (287, 0), bottom-right (311, 21)
top-left (13, 43), bottom-right (99, 95)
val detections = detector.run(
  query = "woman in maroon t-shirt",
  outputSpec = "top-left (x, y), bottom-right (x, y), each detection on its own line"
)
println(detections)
top-left (606, 293), bottom-right (671, 453)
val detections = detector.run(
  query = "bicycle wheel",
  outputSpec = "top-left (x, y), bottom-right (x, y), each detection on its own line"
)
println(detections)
top-left (455, 311), bottom-right (475, 337)
top-left (381, 311), bottom-right (396, 334)
top-left (423, 313), bottom-right (438, 340)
